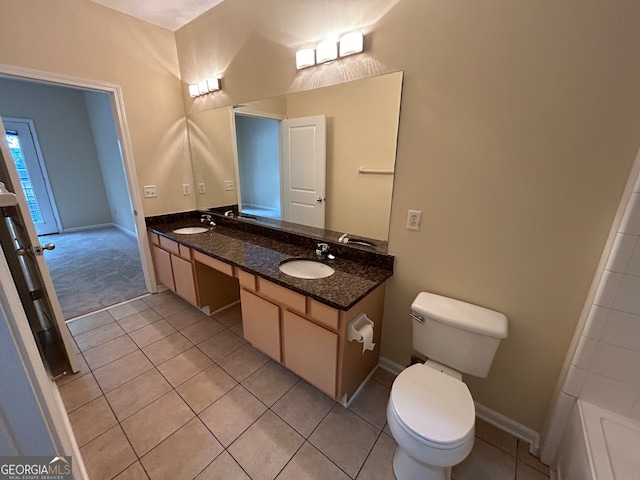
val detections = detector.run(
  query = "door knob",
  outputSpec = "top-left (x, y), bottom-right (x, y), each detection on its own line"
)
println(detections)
top-left (16, 243), bottom-right (55, 256)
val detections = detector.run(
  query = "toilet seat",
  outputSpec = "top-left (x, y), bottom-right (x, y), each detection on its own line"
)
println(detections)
top-left (390, 364), bottom-right (475, 449)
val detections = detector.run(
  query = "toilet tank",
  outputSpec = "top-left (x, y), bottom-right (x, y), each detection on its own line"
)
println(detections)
top-left (411, 292), bottom-right (508, 378)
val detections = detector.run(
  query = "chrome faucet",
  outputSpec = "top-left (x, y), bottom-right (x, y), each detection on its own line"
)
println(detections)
top-left (316, 243), bottom-right (335, 260)
top-left (200, 214), bottom-right (215, 226)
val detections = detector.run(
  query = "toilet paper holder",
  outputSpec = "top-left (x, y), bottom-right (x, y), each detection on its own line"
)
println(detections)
top-left (347, 313), bottom-right (375, 351)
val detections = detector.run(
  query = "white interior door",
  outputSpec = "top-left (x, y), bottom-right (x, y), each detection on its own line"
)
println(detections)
top-left (0, 117), bottom-right (78, 378)
top-left (280, 115), bottom-right (326, 228)
top-left (4, 119), bottom-right (60, 236)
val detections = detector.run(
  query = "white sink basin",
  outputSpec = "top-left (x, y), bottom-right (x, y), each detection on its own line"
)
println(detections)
top-left (279, 260), bottom-right (335, 279)
top-left (172, 226), bottom-right (209, 234)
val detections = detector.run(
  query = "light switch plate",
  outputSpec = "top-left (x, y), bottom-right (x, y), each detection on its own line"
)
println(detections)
top-left (224, 180), bottom-right (234, 191)
top-left (182, 184), bottom-right (191, 195)
top-left (143, 185), bottom-right (157, 198)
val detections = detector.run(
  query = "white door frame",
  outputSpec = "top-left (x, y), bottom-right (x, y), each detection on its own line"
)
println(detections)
top-left (0, 62), bottom-right (157, 294)
top-left (4, 117), bottom-right (63, 235)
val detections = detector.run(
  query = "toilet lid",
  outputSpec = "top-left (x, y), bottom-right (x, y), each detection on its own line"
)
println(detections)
top-left (391, 364), bottom-right (475, 446)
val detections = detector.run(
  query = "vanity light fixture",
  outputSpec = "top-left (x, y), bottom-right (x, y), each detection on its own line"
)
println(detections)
top-left (295, 31), bottom-right (364, 70)
top-left (296, 48), bottom-right (316, 69)
top-left (316, 39), bottom-right (338, 64)
top-left (188, 84), bottom-right (200, 97)
top-left (339, 31), bottom-right (364, 57)
top-left (189, 77), bottom-right (221, 97)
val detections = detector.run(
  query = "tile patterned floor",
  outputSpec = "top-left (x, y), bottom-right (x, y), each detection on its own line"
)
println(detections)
top-left (58, 291), bottom-right (551, 480)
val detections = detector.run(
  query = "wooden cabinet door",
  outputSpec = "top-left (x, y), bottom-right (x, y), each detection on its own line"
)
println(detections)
top-left (282, 311), bottom-right (337, 397)
top-left (152, 245), bottom-right (174, 291)
top-left (240, 289), bottom-right (281, 361)
top-left (171, 254), bottom-right (197, 306)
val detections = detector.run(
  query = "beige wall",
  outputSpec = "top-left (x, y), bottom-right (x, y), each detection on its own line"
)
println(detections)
top-left (0, 0), bottom-right (193, 217)
top-left (175, 0), bottom-right (640, 431)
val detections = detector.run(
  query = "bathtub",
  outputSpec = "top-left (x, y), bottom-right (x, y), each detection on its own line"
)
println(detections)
top-left (556, 399), bottom-right (640, 480)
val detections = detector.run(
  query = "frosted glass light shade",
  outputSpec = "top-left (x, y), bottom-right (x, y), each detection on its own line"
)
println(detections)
top-left (197, 81), bottom-right (208, 95)
top-left (316, 39), bottom-right (338, 63)
top-left (339, 31), bottom-right (364, 57)
top-left (296, 48), bottom-right (315, 69)
top-left (206, 77), bottom-right (220, 92)
top-left (188, 84), bottom-right (199, 97)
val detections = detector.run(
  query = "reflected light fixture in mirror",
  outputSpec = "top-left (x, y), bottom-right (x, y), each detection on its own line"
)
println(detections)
top-left (296, 48), bottom-right (315, 69)
top-left (189, 77), bottom-right (221, 98)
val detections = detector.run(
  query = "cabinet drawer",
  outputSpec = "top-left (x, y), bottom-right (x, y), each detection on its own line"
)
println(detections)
top-left (240, 289), bottom-right (281, 361)
top-left (282, 311), bottom-right (337, 397)
top-left (238, 270), bottom-right (257, 291)
top-left (309, 299), bottom-right (339, 330)
top-left (178, 243), bottom-right (192, 261)
top-left (159, 236), bottom-right (180, 255)
top-left (258, 278), bottom-right (306, 314)
top-left (149, 232), bottom-right (159, 246)
top-left (193, 251), bottom-right (234, 276)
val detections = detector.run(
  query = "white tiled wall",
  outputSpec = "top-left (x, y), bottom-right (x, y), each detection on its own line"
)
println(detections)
top-left (541, 171), bottom-right (640, 465)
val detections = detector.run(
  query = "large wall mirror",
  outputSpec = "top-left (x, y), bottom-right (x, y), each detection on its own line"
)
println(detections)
top-left (187, 71), bottom-right (403, 242)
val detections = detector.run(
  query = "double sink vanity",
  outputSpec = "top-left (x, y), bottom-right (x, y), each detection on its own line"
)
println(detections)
top-left (146, 210), bottom-right (393, 404)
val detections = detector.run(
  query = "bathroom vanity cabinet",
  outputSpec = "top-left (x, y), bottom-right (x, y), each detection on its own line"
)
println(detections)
top-left (240, 272), bottom-right (385, 402)
top-left (149, 232), bottom-right (239, 312)
top-left (146, 217), bottom-right (392, 404)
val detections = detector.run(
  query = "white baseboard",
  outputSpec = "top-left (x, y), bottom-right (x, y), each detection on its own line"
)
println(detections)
top-left (60, 222), bottom-right (114, 233)
top-left (378, 356), bottom-right (541, 455)
top-left (58, 222), bottom-right (136, 237)
top-left (341, 365), bottom-right (378, 408)
top-left (474, 402), bottom-right (540, 455)
top-left (204, 300), bottom-right (241, 317)
top-left (378, 356), bottom-right (405, 375)
top-left (112, 223), bottom-right (136, 238)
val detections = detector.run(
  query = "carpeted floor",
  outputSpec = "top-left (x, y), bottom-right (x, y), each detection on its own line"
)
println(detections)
top-left (43, 227), bottom-right (147, 320)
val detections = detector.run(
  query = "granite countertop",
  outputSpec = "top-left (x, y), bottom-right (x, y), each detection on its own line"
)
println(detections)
top-left (147, 214), bottom-right (393, 311)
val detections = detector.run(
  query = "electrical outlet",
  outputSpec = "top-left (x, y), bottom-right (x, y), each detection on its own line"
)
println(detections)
top-left (182, 184), bottom-right (191, 195)
top-left (407, 209), bottom-right (422, 231)
top-left (143, 185), bottom-right (157, 198)
top-left (197, 183), bottom-right (206, 194)
top-left (224, 180), bottom-right (234, 191)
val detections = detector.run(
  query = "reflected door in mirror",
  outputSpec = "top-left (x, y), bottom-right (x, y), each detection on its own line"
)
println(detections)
top-left (281, 114), bottom-right (326, 228)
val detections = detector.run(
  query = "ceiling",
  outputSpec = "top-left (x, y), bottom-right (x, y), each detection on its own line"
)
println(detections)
top-left (88, 0), bottom-right (225, 31)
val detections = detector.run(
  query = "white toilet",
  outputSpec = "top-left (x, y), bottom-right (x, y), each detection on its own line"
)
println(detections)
top-left (387, 292), bottom-right (508, 480)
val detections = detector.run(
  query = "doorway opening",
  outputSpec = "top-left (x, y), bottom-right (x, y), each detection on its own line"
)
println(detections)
top-left (232, 109), bottom-right (327, 229)
top-left (234, 114), bottom-right (281, 219)
top-left (0, 73), bottom-right (152, 320)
